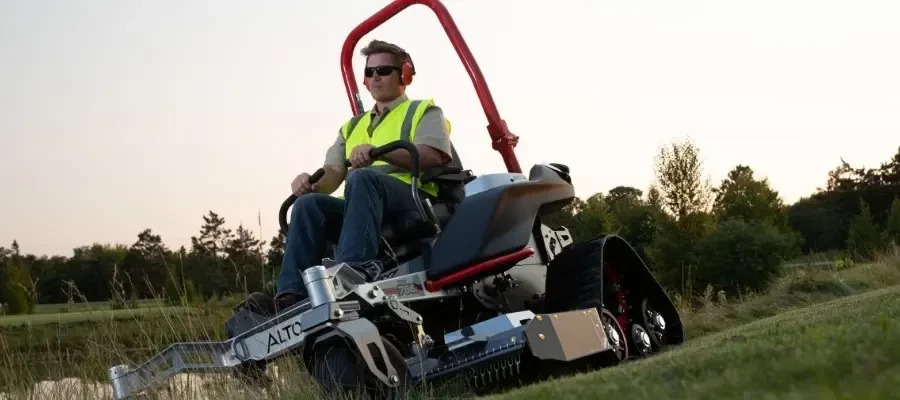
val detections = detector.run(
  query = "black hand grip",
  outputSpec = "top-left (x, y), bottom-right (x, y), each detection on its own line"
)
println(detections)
top-left (278, 141), bottom-right (421, 235)
top-left (308, 167), bottom-right (326, 184)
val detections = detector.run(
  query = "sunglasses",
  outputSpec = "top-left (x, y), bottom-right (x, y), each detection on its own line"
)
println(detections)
top-left (364, 65), bottom-right (401, 77)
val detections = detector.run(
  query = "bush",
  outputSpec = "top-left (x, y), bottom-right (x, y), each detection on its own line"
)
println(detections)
top-left (1, 262), bottom-right (36, 315)
top-left (693, 218), bottom-right (797, 296)
top-left (647, 211), bottom-right (715, 294)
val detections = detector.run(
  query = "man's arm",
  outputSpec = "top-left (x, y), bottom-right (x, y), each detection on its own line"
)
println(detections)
top-left (314, 132), bottom-right (349, 194)
top-left (381, 105), bottom-right (452, 170)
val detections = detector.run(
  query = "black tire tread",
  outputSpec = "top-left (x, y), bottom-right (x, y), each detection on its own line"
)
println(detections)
top-left (543, 238), bottom-right (606, 313)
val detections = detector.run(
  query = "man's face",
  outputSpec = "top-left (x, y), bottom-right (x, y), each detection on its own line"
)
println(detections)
top-left (365, 52), bottom-right (404, 102)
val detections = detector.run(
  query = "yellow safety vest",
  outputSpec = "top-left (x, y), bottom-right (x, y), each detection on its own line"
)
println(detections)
top-left (340, 98), bottom-right (442, 197)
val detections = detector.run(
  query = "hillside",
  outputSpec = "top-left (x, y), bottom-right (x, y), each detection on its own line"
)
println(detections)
top-left (486, 284), bottom-right (900, 400)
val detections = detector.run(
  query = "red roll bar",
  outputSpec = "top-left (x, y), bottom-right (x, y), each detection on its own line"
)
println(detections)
top-left (340, 0), bottom-right (522, 174)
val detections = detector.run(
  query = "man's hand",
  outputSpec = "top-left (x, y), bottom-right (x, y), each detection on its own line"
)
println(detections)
top-left (291, 172), bottom-right (314, 196)
top-left (349, 144), bottom-right (376, 168)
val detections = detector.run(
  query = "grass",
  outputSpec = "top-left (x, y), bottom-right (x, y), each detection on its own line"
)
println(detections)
top-left (30, 299), bottom-right (166, 314)
top-left (486, 285), bottom-right (900, 400)
top-left (0, 301), bottom-right (231, 396)
top-left (681, 247), bottom-right (900, 339)
top-left (1, 248), bottom-right (899, 399)
top-left (0, 305), bottom-right (191, 327)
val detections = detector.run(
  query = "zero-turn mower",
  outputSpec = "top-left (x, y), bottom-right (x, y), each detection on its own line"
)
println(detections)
top-left (108, 1), bottom-right (683, 398)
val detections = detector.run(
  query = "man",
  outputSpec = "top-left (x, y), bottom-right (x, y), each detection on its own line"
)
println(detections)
top-left (274, 39), bottom-right (453, 310)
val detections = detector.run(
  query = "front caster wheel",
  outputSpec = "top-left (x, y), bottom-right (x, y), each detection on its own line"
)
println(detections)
top-left (309, 337), bottom-right (408, 400)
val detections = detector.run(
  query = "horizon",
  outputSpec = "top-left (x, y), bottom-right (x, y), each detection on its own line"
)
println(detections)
top-left (2, 0), bottom-right (899, 257)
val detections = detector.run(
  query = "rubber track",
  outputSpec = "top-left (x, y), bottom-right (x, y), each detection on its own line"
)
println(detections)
top-left (543, 238), bottom-right (605, 313)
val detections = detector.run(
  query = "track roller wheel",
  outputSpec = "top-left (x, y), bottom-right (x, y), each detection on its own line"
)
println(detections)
top-left (641, 298), bottom-right (669, 350)
top-left (627, 322), bottom-right (653, 357)
top-left (598, 308), bottom-right (628, 365)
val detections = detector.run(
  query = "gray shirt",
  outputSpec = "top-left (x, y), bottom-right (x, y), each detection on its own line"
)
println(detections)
top-left (324, 93), bottom-right (452, 172)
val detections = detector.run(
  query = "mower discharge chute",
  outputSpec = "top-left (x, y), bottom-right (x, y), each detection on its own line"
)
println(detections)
top-left (108, 1), bottom-right (684, 398)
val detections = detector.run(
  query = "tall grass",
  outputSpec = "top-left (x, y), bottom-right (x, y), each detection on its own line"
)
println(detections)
top-left (0, 275), bottom-right (465, 399)
top-left (2, 246), bottom-right (899, 399)
top-left (677, 244), bottom-right (900, 338)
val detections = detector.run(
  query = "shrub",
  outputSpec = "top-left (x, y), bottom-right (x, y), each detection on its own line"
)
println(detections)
top-left (647, 211), bottom-right (715, 294)
top-left (693, 218), bottom-right (797, 296)
top-left (1, 262), bottom-right (35, 315)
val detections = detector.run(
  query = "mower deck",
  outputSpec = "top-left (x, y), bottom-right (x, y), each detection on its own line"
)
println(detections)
top-left (108, 288), bottom-right (612, 399)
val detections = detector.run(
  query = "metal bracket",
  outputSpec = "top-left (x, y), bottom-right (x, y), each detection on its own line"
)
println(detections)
top-left (385, 294), bottom-right (431, 351)
top-left (312, 318), bottom-right (401, 388)
top-left (386, 295), bottom-right (423, 325)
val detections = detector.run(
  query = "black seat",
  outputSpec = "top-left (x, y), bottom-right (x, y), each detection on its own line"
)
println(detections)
top-left (380, 167), bottom-right (474, 241)
top-left (378, 144), bottom-right (474, 261)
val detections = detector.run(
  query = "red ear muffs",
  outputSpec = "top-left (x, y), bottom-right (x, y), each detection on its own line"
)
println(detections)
top-left (400, 61), bottom-right (414, 86)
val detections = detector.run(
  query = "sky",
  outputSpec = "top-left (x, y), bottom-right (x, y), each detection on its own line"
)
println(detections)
top-left (1, 0), bottom-right (899, 257)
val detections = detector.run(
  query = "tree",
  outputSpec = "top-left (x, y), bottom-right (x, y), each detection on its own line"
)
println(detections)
top-left (653, 138), bottom-right (713, 219)
top-left (824, 147), bottom-right (900, 192)
top-left (572, 194), bottom-right (614, 241)
top-left (712, 165), bottom-right (788, 229)
top-left (647, 185), bottom-right (663, 211)
top-left (884, 197), bottom-right (900, 247)
top-left (266, 233), bottom-right (286, 292)
top-left (123, 229), bottom-right (170, 299)
top-left (0, 245), bottom-right (10, 262)
top-left (881, 147), bottom-right (900, 186)
top-left (225, 224), bottom-right (264, 294)
top-left (191, 211), bottom-right (234, 258)
top-left (187, 211), bottom-right (234, 298)
top-left (605, 186), bottom-right (662, 260)
top-left (67, 244), bottom-right (128, 301)
top-left (846, 198), bottom-right (884, 260)
top-left (607, 186), bottom-right (643, 204)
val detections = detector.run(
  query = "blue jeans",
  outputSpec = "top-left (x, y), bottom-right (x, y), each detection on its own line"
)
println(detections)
top-left (275, 168), bottom-right (425, 298)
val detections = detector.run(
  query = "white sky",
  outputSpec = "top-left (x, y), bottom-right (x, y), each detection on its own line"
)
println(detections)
top-left (2, 0), bottom-right (899, 257)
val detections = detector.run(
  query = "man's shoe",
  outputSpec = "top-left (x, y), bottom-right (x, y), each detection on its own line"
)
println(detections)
top-left (240, 292), bottom-right (276, 316)
top-left (275, 292), bottom-right (304, 312)
top-left (346, 260), bottom-right (384, 282)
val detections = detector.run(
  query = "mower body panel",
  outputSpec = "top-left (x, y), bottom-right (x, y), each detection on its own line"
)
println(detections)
top-left (427, 164), bottom-right (574, 281)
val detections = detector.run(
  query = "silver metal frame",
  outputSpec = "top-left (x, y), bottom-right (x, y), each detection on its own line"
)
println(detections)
top-left (108, 299), bottom-right (354, 399)
top-left (107, 263), bottom-right (462, 399)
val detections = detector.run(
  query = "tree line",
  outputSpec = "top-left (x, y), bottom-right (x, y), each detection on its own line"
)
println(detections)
top-left (0, 212), bottom-right (286, 314)
top-left (2, 141), bottom-right (899, 314)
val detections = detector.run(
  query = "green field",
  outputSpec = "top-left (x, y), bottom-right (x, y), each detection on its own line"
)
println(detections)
top-left (1, 253), bottom-right (899, 399)
top-left (0, 305), bottom-right (191, 327)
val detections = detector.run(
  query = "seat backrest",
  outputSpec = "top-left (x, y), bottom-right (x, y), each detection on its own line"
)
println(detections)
top-left (421, 142), bottom-right (474, 205)
top-left (377, 141), bottom-right (473, 266)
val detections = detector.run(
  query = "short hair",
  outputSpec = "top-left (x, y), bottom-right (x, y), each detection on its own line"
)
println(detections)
top-left (360, 39), bottom-right (413, 69)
